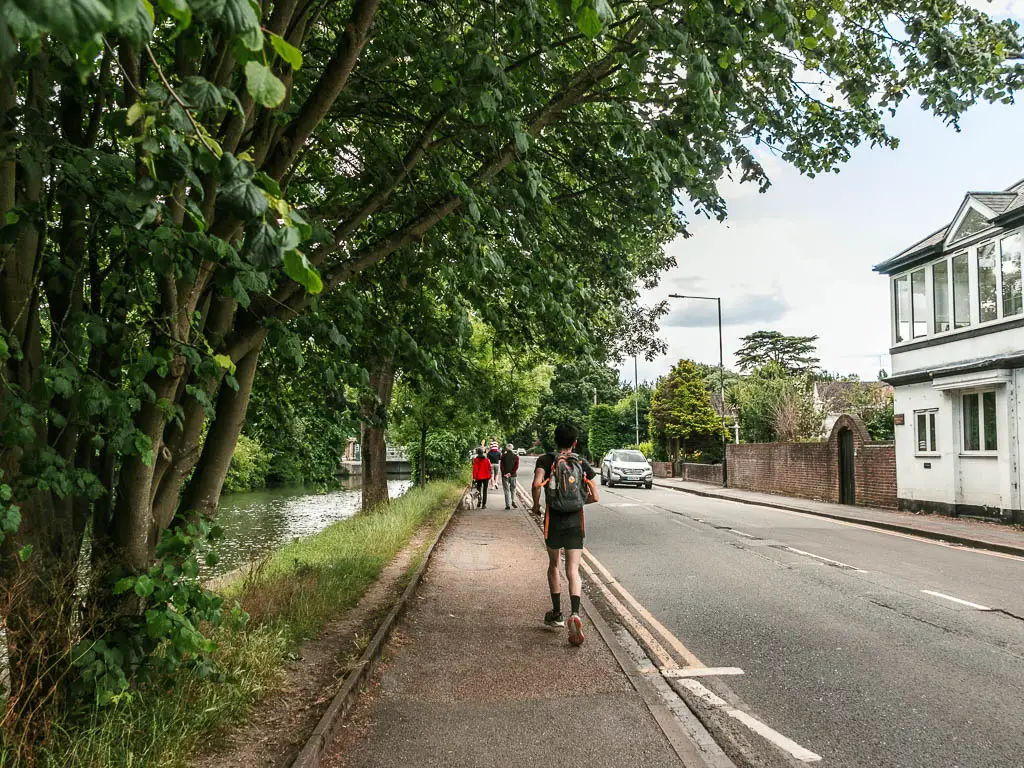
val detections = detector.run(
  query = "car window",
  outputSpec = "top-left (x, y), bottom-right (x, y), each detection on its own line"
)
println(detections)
top-left (618, 450), bottom-right (647, 462)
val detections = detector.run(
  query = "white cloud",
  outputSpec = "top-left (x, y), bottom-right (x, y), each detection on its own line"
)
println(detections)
top-left (965, 0), bottom-right (1024, 18)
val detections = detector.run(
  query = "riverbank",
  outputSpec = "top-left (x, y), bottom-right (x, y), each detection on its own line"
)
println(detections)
top-left (30, 480), bottom-right (463, 768)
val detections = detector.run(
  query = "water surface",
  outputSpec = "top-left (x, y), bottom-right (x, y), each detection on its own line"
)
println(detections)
top-left (211, 478), bottom-right (413, 576)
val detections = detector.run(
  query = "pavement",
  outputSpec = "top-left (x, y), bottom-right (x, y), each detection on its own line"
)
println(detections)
top-left (586, 481), bottom-right (1024, 768)
top-left (323, 474), bottom-right (688, 768)
top-left (653, 476), bottom-right (1024, 557)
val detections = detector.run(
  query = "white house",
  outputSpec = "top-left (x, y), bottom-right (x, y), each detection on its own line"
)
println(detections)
top-left (873, 177), bottom-right (1024, 522)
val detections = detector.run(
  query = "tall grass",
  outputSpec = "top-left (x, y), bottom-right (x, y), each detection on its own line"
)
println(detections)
top-left (16, 480), bottom-right (463, 768)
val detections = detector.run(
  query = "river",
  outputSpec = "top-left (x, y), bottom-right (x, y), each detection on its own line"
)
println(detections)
top-left (209, 477), bottom-right (413, 576)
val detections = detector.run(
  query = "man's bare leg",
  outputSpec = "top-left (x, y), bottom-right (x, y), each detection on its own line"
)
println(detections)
top-left (564, 547), bottom-right (585, 645)
top-left (544, 547), bottom-right (565, 626)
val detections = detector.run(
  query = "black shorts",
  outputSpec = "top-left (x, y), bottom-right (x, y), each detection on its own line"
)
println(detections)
top-left (544, 526), bottom-right (584, 551)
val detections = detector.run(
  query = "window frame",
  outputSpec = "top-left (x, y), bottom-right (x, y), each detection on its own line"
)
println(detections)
top-left (914, 409), bottom-right (938, 456)
top-left (960, 389), bottom-right (998, 455)
top-left (892, 225), bottom-right (1024, 347)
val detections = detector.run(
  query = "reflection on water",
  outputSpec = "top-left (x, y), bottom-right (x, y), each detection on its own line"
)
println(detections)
top-left (210, 477), bottom-right (412, 576)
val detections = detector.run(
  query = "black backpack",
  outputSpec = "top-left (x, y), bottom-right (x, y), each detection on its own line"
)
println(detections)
top-left (544, 452), bottom-right (587, 513)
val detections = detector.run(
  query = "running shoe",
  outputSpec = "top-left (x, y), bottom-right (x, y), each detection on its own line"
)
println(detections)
top-left (544, 610), bottom-right (565, 627)
top-left (567, 613), bottom-right (585, 646)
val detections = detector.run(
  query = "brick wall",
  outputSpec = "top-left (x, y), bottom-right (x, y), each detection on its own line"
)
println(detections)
top-left (856, 444), bottom-right (897, 509)
top-left (651, 461), bottom-right (673, 478)
top-left (727, 442), bottom-right (833, 501)
top-left (724, 414), bottom-right (897, 509)
top-left (680, 462), bottom-right (723, 485)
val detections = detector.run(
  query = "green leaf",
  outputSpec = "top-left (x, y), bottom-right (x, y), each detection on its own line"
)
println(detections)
top-left (268, 32), bottom-right (302, 70)
top-left (805, 7), bottom-right (817, 20)
top-left (182, 76), bottom-right (223, 112)
top-left (213, 354), bottom-right (236, 374)
top-left (157, 0), bottom-right (191, 25)
top-left (18, 545), bottom-right (33, 562)
top-left (0, 336), bottom-right (8, 361)
top-left (134, 575), bottom-right (155, 598)
top-left (803, 35), bottom-right (818, 49)
top-left (245, 61), bottom-right (286, 108)
top-left (430, 78), bottom-right (445, 93)
top-left (283, 250), bottom-right (323, 294)
top-left (222, 0), bottom-right (262, 51)
top-left (113, 577), bottom-right (135, 595)
top-left (576, 5), bottom-right (602, 38)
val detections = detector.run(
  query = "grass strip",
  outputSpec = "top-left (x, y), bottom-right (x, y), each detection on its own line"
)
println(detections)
top-left (26, 480), bottom-right (463, 768)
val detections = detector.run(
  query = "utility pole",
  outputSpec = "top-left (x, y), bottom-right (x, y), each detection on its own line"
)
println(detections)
top-left (668, 294), bottom-right (728, 488)
top-left (634, 354), bottom-right (640, 446)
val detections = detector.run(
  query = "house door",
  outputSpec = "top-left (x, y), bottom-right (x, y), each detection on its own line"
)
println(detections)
top-left (838, 428), bottom-right (855, 505)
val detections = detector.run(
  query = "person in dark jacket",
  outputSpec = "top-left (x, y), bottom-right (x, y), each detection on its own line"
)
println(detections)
top-left (486, 439), bottom-right (502, 490)
top-left (500, 443), bottom-right (520, 510)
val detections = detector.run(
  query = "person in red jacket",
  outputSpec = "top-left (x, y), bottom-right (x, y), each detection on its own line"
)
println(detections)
top-left (471, 447), bottom-right (492, 508)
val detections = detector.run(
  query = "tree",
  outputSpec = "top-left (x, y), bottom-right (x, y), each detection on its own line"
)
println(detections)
top-left (732, 363), bottom-right (821, 442)
top-left (3, 0), bottom-right (1023, 727)
top-left (586, 404), bottom-right (621, 463)
top-left (649, 360), bottom-right (722, 462)
top-left (736, 331), bottom-right (821, 375)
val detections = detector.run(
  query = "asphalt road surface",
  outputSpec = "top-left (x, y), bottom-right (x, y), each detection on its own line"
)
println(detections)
top-left (573, 473), bottom-right (1024, 768)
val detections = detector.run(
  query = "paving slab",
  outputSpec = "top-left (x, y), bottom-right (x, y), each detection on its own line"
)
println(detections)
top-left (324, 484), bottom-right (684, 768)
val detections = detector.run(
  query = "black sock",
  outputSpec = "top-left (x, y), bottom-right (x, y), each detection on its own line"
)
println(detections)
top-left (551, 593), bottom-right (561, 613)
top-left (570, 595), bottom-right (581, 614)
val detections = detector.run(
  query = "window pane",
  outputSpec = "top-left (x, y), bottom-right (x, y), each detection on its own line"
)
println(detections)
top-left (978, 242), bottom-right (998, 322)
top-left (895, 276), bottom-right (910, 342)
top-left (963, 393), bottom-right (980, 451)
top-left (1002, 233), bottom-right (1023, 317)
top-left (953, 253), bottom-right (971, 328)
top-left (929, 412), bottom-right (937, 452)
top-left (911, 269), bottom-right (927, 337)
top-left (933, 261), bottom-right (950, 332)
top-left (983, 392), bottom-right (997, 451)
top-left (917, 413), bottom-right (927, 452)
top-left (952, 208), bottom-right (990, 242)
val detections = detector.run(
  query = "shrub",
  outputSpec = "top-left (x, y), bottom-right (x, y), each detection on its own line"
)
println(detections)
top-left (224, 435), bottom-right (272, 493)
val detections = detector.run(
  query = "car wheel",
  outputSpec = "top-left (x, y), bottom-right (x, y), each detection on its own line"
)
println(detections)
top-left (608, 479), bottom-right (615, 488)
top-left (645, 482), bottom-right (653, 489)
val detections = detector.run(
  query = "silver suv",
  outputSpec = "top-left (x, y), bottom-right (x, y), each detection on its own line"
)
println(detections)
top-left (601, 449), bottom-right (654, 489)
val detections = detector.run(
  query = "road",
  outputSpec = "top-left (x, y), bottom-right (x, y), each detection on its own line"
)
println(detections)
top-left (556, 465), bottom-right (1024, 768)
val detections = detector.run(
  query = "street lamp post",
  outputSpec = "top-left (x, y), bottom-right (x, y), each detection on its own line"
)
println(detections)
top-left (668, 294), bottom-right (728, 488)
top-left (633, 354), bottom-right (640, 446)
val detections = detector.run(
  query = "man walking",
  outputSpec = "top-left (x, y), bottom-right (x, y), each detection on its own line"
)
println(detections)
top-left (500, 443), bottom-right (519, 510)
top-left (487, 438), bottom-right (502, 490)
top-left (531, 423), bottom-right (598, 646)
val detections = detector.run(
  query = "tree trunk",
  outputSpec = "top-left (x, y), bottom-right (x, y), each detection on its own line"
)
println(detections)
top-left (360, 358), bottom-right (394, 513)
top-left (181, 335), bottom-right (266, 520)
top-left (419, 421), bottom-right (427, 489)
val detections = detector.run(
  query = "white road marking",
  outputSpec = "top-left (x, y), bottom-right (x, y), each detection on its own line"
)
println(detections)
top-left (677, 491), bottom-right (1024, 564)
top-left (920, 589), bottom-right (992, 611)
top-left (583, 548), bottom-right (704, 667)
top-left (662, 667), bottom-right (745, 678)
top-left (679, 680), bottom-right (822, 763)
top-left (580, 560), bottom-right (679, 670)
top-left (785, 546), bottom-right (868, 573)
top-left (606, 503), bottom-right (640, 508)
top-left (729, 529), bottom-right (757, 538)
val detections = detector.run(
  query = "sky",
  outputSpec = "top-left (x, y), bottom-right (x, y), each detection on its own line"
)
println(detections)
top-left (623, 1), bottom-right (1024, 387)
